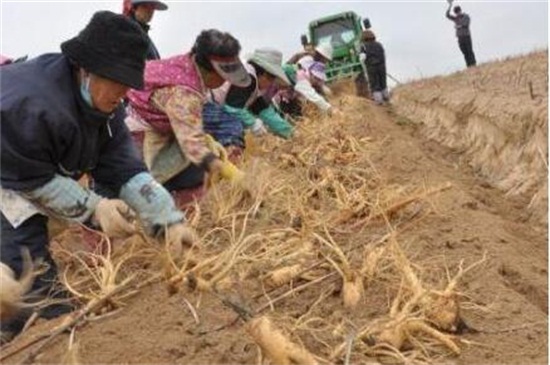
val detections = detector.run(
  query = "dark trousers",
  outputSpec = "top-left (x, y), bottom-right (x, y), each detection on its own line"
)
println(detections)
top-left (366, 64), bottom-right (387, 92)
top-left (458, 35), bottom-right (476, 67)
top-left (1, 213), bottom-right (55, 291)
top-left (279, 98), bottom-right (303, 119)
top-left (0, 213), bottom-right (72, 336)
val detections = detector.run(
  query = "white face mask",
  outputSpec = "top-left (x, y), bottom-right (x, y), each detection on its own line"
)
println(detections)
top-left (80, 74), bottom-right (93, 107)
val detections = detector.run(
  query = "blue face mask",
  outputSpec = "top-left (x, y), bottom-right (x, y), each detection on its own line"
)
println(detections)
top-left (80, 76), bottom-right (93, 107)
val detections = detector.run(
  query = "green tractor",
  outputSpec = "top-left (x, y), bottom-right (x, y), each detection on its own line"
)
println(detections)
top-left (301, 11), bottom-right (371, 96)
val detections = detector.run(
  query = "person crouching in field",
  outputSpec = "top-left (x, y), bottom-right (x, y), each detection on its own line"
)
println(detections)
top-left (275, 57), bottom-right (339, 119)
top-left (0, 11), bottom-right (196, 342)
top-left (204, 48), bottom-right (294, 158)
top-left (123, 29), bottom-right (251, 207)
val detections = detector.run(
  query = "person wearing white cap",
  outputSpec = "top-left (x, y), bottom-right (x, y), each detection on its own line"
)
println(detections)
top-left (122, 0), bottom-right (168, 60)
top-left (205, 48), bottom-right (294, 152)
top-left (124, 29), bottom-right (251, 206)
top-left (287, 42), bottom-right (333, 66)
top-left (314, 43), bottom-right (333, 64)
top-left (286, 57), bottom-right (335, 114)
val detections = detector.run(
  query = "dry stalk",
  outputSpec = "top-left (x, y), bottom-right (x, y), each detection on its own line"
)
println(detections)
top-left (61, 327), bottom-right (80, 365)
top-left (351, 182), bottom-right (452, 229)
top-left (59, 236), bottom-right (143, 313)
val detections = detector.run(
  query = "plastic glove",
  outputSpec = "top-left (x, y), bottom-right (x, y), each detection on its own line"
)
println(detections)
top-left (93, 199), bottom-right (136, 238)
top-left (205, 134), bottom-right (228, 160)
top-left (219, 160), bottom-right (245, 183)
top-left (165, 223), bottom-right (198, 258)
top-left (251, 118), bottom-right (268, 136)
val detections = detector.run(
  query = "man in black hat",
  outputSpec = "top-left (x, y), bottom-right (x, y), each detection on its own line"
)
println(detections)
top-left (0, 10), bottom-right (196, 341)
top-left (446, 2), bottom-right (477, 67)
top-left (123, 0), bottom-right (168, 60)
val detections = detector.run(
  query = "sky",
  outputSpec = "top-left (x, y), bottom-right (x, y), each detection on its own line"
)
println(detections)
top-left (1, 0), bottom-right (548, 85)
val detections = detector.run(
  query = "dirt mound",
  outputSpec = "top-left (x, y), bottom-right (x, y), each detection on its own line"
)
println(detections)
top-left (392, 51), bottom-right (548, 226)
top-left (1, 59), bottom-right (547, 365)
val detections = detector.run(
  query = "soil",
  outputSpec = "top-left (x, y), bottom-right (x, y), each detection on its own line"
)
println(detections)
top-left (1, 54), bottom-right (547, 365)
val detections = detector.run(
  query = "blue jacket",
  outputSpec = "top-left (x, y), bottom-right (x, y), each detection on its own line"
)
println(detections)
top-left (0, 53), bottom-right (147, 194)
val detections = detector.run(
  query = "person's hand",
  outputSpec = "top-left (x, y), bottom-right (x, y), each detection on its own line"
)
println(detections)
top-left (208, 158), bottom-right (245, 183)
top-left (165, 222), bottom-right (198, 258)
top-left (251, 119), bottom-right (268, 136)
top-left (93, 199), bottom-right (136, 238)
top-left (219, 161), bottom-right (245, 183)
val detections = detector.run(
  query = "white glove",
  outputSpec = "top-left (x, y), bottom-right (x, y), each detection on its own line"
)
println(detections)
top-left (165, 223), bottom-right (199, 258)
top-left (93, 199), bottom-right (136, 238)
top-left (359, 53), bottom-right (367, 62)
top-left (251, 119), bottom-right (268, 136)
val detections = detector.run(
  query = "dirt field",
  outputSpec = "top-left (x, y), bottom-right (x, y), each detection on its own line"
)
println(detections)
top-left (1, 52), bottom-right (547, 365)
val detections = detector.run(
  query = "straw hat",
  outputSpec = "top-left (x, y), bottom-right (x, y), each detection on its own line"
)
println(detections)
top-left (247, 48), bottom-right (290, 85)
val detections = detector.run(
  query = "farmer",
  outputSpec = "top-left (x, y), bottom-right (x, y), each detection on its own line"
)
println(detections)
top-left (446, 2), bottom-right (476, 67)
top-left (122, 0), bottom-right (168, 60)
top-left (0, 11), bottom-right (196, 341)
top-left (359, 30), bottom-right (389, 105)
top-left (124, 29), bottom-right (251, 206)
top-left (287, 43), bottom-right (333, 65)
top-left (205, 47), bottom-right (294, 154)
top-left (275, 58), bottom-right (337, 118)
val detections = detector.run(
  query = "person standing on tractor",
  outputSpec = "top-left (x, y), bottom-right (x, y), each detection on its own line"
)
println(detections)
top-left (359, 30), bottom-right (389, 105)
top-left (446, 1), bottom-right (476, 67)
top-left (123, 0), bottom-right (168, 60)
top-left (0, 11), bottom-right (196, 342)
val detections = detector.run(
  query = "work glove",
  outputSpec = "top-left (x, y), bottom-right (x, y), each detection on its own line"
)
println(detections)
top-left (205, 134), bottom-right (246, 184)
top-left (164, 223), bottom-right (199, 258)
top-left (92, 199), bottom-right (136, 239)
top-left (219, 160), bottom-right (245, 183)
top-left (251, 118), bottom-right (268, 136)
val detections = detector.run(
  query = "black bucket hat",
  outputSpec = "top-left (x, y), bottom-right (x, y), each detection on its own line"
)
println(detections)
top-left (61, 10), bottom-right (149, 89)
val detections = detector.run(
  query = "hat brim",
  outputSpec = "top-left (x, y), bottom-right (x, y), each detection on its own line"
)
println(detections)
top-left (61, 38), bottom-right (144, 89)
top-left (134, 0), bottom-right (168, 10)
top-left (151, 1), bottom-right (168, 10)
top-left (248, 57), bottom-right (290, 86)
top-left (210, 58), bottom-right (251, 88)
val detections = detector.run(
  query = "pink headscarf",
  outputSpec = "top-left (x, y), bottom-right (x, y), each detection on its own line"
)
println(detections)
top-left (122, 0), bottom-right (133, 16)
top-left (0, 55), bottom-right (13, 66)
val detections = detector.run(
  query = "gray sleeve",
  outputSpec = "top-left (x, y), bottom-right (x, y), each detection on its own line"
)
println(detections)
top-left (457, 14), bottom-right (470, 28)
